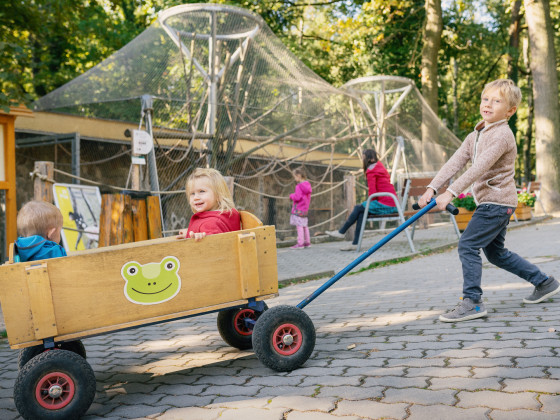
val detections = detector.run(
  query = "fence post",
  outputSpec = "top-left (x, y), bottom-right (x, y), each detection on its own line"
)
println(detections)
top-left (34, 161), bottom-right (54, 203)
top-left (344, 174), bottom-right (356, 240)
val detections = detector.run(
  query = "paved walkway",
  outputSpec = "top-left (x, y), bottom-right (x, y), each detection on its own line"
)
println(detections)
top-left (1, 217), bottom-right (560, 419)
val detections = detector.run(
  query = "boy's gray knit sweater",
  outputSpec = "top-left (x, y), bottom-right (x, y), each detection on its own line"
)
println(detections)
top-left (428, 119), bottom-right (518, 208)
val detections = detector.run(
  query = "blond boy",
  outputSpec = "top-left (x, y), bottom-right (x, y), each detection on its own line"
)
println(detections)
top-left (419, 79), bottom-right (558, 322)
top-left (15, 201), bottom-right (67, 261)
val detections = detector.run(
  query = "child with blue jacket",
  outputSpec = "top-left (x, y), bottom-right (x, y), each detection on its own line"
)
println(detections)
top-left (15, 201), bottom-right (67, 262)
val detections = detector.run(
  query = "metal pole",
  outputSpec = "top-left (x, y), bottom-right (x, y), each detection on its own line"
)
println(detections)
top-left (141, 94), bottom-right (165, 232)
top-left (208, 11), bottom-right (217, 166)
top-left (72, 132), bottom-right (80, 184)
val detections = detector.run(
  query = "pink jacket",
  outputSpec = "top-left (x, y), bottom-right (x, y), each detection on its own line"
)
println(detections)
top-left (366, 162), bottom-right (397, 207)
top-left (290, 181), bottom-right (312, 214)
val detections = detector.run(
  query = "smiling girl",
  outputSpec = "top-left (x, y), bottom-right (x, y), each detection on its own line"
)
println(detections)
top-left (177, 168), bottom-right (240, 241)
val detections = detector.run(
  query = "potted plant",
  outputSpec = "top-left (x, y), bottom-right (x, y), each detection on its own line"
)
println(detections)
top-left (514, 190), bottom-right (536, 221)
top-left (452, 193), bottom-right (476, 231)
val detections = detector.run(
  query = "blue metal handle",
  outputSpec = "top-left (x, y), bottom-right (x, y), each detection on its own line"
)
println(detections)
top-left (296, 200), bottom-right (439, 310)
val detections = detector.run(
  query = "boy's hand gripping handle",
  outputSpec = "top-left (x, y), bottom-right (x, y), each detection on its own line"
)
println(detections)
top-left (412, 201), bottom-right (459, 215)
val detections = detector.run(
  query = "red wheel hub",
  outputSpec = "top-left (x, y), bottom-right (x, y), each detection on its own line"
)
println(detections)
top-left (35, 371), bottom-right (75, 410)
top-left (233, 309), bottom-right (257, 336)
top-left (272, 323), bottom-right (303, 356)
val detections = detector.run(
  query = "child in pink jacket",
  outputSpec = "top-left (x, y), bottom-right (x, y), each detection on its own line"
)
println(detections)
top-left (289, 167), bottom-right (312, 249)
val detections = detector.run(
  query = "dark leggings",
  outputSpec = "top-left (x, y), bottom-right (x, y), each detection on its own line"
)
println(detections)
top-left (339, 205), bottom-right (367, 245)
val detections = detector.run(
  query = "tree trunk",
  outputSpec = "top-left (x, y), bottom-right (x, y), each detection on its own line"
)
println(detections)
top-left (524, 0), bottom-right (560, 211)
top-left (523, 37), bottom-right (534, 186)
top-left (420, 0), bottom-right (442, 172)
top-left (507, 0), bottom-right (522, 139)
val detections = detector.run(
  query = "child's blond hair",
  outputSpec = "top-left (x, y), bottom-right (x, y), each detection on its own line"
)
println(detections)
top-left (482, 79), bottom-right (522, 109)
top-left (186, 168), bottom-right (235, 213)
top-left (17, 201), bottom-right (63, 238)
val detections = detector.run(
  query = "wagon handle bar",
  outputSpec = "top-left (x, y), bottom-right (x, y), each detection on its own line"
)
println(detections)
top-left (412, 202), bottom-right (459, 215)
top-left (296, 199), bottom-right (458, 310)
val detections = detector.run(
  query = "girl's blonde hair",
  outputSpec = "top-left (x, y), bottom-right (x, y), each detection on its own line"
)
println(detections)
top-left (482, 79), bottom-right (522, 109)
top-left (17, 200), bottom-right (63, 238)
top-left (186, 168), bottom-right (235, 213)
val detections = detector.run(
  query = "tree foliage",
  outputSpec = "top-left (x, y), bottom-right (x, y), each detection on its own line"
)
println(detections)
top-left (2, 0), bottom-right (560, 190)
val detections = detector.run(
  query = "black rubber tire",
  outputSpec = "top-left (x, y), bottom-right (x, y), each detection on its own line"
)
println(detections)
top-left (18, 341), bottom-right (87, 370)
top-left (14, 349), bottom-right (96, 420)
top-left (252, 305), bottom-right (316, 372)
top-left (217, 303), bottom-right (268, 350)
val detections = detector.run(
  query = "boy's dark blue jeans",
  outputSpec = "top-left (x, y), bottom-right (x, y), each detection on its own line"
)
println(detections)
top-left (459, 203), bottom-right (548, 302)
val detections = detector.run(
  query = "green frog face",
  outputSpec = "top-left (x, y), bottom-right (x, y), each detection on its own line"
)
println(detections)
top-left (121, 256), bottom-right (181, 305)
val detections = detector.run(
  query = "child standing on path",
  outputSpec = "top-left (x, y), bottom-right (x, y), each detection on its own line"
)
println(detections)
top-left (289, 167), bottom-right (312, 249)
top-left (326, 148), bottom-right (397, 251)
top-left (419, 79), bottom-right (559, 322)
top-left (15, 201), bottom-right (67, 262)
top-left (177, 168), bottom-right (240, 241)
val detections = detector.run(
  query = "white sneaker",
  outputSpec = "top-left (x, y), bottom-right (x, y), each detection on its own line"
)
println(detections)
top-left (325, 230), bottom-right (345, 239)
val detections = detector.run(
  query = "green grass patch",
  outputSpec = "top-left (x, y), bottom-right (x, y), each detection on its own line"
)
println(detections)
top-left (0, 330), bottom-right (7, 339)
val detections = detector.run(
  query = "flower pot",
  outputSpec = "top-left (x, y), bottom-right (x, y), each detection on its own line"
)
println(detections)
top-left (455, 208), bottom-right (474, 231)
top-left (511, 203), bottom-right (532, 221)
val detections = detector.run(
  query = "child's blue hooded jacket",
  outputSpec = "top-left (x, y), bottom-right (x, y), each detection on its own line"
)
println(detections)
top-left (14, 235), bottom-right (67, 262)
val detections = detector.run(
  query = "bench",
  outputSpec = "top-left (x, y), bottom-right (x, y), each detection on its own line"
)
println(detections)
top-left (355, 177), bottom-right (461, 252)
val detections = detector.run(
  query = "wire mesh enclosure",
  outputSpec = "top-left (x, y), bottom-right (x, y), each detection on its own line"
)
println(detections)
top-left (29, 4), bottom-right (461, 240)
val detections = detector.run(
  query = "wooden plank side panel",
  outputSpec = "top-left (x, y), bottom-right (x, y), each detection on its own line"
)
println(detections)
top-left (237, 232), bottom-right (260, 298)
top-left (0, 225), bottom-right (278, 347)
top-left (0, 264), bottom-right (35, 346)
top-left (26, 264), bottom-right (58, 339)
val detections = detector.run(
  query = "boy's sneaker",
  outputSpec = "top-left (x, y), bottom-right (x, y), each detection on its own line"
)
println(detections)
top-left (340, 245), bottom-right (357, 251)
top-left (325, 230), bottom-right (345, 239)
top-left (523, 276), bottom-right (560, 304)
top-left (439, 298), bottom-right (487, 323)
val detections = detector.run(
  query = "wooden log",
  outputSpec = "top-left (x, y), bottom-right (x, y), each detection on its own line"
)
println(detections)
top-left (122, 194), bottom-right (133, 244)
top-left (33, 161), bottom-right (54, 203)
top-left (147, 195), bottom-right (163, 239)
top-left (131, 198), bottom-right (148, 242)
top-left (98, 194), bottom-right (114, 247)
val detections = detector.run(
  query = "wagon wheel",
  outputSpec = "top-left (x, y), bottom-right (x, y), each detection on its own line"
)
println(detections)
top-left (252, 305), bottom-right (316, 372)
top-left (14, 350), bottom-right (96, 420)
top-left (217, 303), bottom-right (269, 350)
top-left (18, 340), bottom-right (87, 370)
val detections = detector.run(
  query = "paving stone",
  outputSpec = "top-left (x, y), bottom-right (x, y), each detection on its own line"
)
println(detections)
top-left (540, 394), bottom-right (560, 413)
top-left (503, 378), bottom-right (560, 393)
top-left (429, 377), bottom-right (501, 391)
top-left (256, 386), bottom-right (317, 398)
top-left (317, 385), bottom-right (384, 400)
top-left (448, 357), bottom-right (513, 367)
top-left (516, 356), bottom-right (560, 368)
top-left (385, 357), bottom-right (446, 368)
top-left (299, 375), bottom-right (362, 387)
top-left (406, 367), bottom-right (472, 378)
top-left (383, 387), bottom-right (456, 405)
top-left (486, 348), bottom-right (554, 357)
top-left (156, 406), bottom-right (224, 419)
top-left (333, 400), bottom-right (408, 418)
top-left (267, 396), bottom-right (335, 411)
top-left (286, 411), bottom-right (360, 420)
top-left (407, 404), bottom-right (489, 420)
top-left (456, 390), bottom-right (540, 410)
top-left (362, 375), bottom-right (429, 388)
top-left (489, 409), bottom-right (560, 420)
top-left (473, 367), bottom-right (546, 379)
top-left (103, 403), bottom-right (168, 418)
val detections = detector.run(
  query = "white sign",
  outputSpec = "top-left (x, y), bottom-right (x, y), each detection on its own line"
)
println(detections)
top-left (132, 129), bottom-right (153, 155)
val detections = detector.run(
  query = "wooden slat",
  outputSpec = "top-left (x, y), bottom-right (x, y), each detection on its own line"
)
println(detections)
top-left (131, 198), bottom-right (149, 242)
top-left (240, 211), bottom-right (263, 229)
top-left (237, 232), bottom-right (260, 298)
top-left (147, 196), bottom-right (162, 239)
top-left (26, 264), bottom-right (58, 339)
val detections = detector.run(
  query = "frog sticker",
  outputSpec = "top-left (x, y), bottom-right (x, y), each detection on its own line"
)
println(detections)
top-left (121, 256), bottom-right (181, 305)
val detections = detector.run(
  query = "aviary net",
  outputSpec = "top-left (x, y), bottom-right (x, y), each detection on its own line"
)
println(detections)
top-left (32, 4), bottom-right (461, 239)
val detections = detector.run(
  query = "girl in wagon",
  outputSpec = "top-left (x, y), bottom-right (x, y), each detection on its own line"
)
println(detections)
top-left (177, 168), bottom-right (240, 241)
